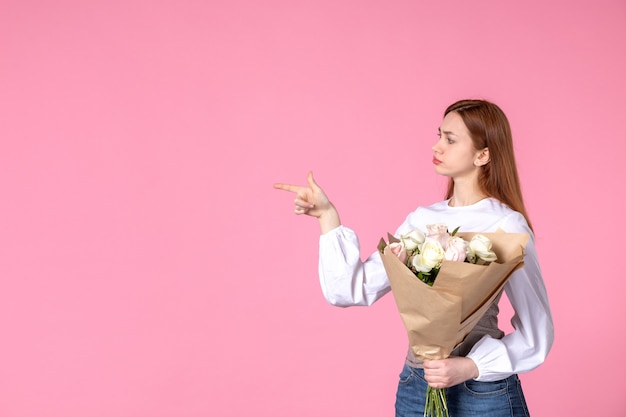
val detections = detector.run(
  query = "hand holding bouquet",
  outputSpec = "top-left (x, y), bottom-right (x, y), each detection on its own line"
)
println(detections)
top-left (378, 225), bottom-right (528, 417)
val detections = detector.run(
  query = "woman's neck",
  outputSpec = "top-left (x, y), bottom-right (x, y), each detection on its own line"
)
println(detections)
top-left (448, 195), bottom-right (488, 207)
top-left (449, 183), bottom-right (488, 207)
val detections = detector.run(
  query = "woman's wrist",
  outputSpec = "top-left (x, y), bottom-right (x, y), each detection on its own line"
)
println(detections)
top-left (464, 357), bottom-right (479, 380)
top-left (318, 204), bottom-right (341, 234)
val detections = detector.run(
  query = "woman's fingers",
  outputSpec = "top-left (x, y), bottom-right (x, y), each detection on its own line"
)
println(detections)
top-left (294, 194), bottom-right (314, 207)
top-left (307, 171), bottom-right (319, 189)
top-left (275, 173), bottom-right (328, 218)
top-left (275, 172), bottom-right (321, 195)
top-left (273, 182), bottom-right (301, 193)
top-left (422, 358), bottom-right (478, 388)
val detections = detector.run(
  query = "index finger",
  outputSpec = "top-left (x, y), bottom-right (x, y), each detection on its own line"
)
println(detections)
top-left (273, 182), bottom-right (301, 193)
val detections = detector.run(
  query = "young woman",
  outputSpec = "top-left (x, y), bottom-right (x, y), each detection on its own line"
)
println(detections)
top-left (274, 99), bottom-right (554, 417)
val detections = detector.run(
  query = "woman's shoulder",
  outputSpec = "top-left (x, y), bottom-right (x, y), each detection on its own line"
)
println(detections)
top-left (482, 199), bottom-right (532, 233)
top-left (482, 198), bottom-right (517, 215)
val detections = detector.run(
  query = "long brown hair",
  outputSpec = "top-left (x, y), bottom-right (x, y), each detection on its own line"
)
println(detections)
top-left (444, 99), bottom-right (533, 231)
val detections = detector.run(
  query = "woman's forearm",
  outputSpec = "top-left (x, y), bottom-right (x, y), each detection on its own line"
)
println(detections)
top-left (318, 203), bottom-right (341, 234)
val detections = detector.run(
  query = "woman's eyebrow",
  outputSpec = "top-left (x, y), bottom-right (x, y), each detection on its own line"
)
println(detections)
top-left (438, 127), bottom-right (458, 136)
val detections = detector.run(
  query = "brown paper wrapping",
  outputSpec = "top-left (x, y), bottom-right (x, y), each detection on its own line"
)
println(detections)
top-left (378, 230), bottom-right (529, 362)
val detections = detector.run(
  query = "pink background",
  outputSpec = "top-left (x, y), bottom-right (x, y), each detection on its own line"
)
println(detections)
top-left (1, 1), bottom-right (624, 416)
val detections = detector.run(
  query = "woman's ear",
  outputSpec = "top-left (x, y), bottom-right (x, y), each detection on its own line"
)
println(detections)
top-left (475, 147), bottom-right (490, 167)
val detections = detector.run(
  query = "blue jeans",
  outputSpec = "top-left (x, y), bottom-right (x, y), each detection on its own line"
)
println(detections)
top-left (395, 364), bottom-right (531, 417)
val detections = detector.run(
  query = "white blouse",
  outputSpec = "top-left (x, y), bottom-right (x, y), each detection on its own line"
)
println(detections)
top-left (318, 198), bottom-right (554, 382)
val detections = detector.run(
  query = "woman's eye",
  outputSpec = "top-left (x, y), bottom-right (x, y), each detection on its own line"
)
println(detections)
top-left (447, 138), bottom-right (454, 144)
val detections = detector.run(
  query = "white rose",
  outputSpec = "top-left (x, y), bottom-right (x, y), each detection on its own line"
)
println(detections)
top-left (467, 234), bottom-right (498, 265)
top-left (411, 239), bottom-right (445, 273)
top-left (401, 229), bottom-right (426, 252)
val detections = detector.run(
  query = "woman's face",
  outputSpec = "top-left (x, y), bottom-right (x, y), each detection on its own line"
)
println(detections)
top-left (431, 111), bottom-right (487, 181)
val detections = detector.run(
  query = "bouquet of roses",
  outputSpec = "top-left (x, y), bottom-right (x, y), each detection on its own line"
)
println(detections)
top-left (386, 224), bottom-right (498, 287)
top-left (378, 224), bottom-right (529, 417)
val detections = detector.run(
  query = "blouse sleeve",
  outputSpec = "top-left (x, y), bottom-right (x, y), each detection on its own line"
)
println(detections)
top-left (318, 225), bottom-right (391, 306)
top-left (466, 212), bottom-right (555, 381)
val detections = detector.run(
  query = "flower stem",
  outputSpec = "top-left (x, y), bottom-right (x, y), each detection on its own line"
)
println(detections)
top-left (424, 386), bottom-right (449, 417)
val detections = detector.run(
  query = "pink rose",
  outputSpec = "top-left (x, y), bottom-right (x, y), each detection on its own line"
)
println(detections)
top-left (385, 242), bottom-right (407, 264)
top-left (444, 236), bottom-right (468, 262)
top-left (426, 223), bottom-right (450, 249)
